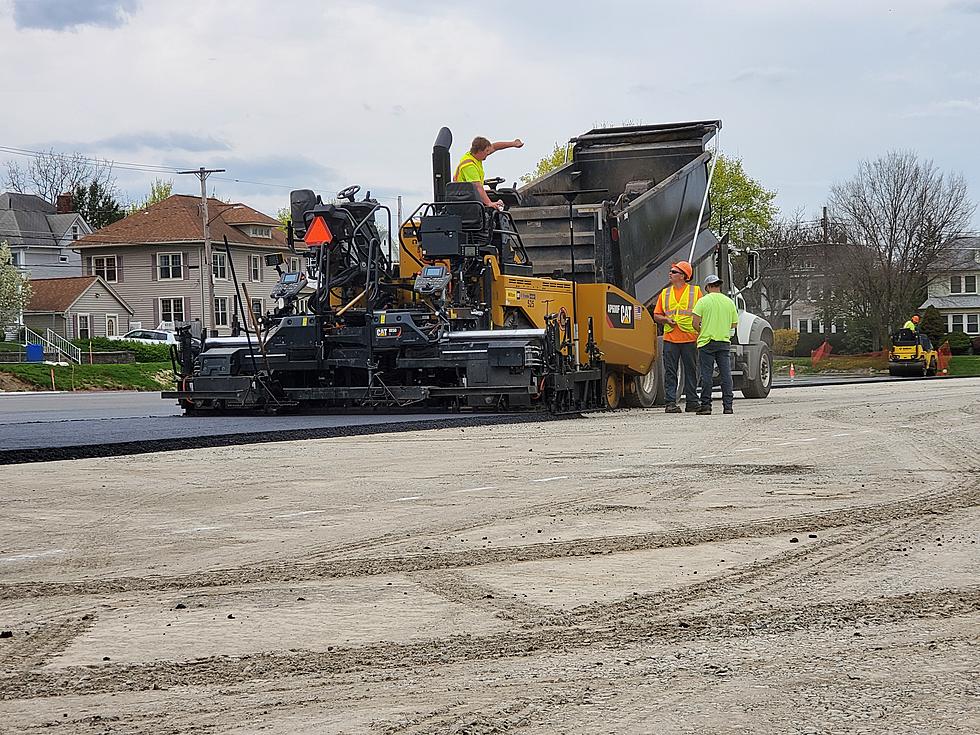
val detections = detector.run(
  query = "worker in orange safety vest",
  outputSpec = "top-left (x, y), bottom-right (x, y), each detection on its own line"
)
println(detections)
top-left (653, 260), bottom-right (702, 413)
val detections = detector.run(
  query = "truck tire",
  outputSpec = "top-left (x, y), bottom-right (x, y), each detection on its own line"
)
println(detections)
top-left (741, 344), bottom-right (773, 399)
top-left (626, 364), bottom-right (658, 408)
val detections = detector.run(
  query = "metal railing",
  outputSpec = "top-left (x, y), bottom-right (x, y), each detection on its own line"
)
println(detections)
top-left (45, 328), bottom-right (82, 364)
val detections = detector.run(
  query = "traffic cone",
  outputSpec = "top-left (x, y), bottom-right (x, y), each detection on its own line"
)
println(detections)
top-left (789, 363), bottom-right (796, 380)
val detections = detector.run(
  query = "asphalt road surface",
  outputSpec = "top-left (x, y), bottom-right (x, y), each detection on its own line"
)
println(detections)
top-left (1, 378), bottom-right (977, 733)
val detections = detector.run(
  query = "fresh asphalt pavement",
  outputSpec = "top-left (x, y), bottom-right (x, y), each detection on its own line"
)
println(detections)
top-left (0, 391), bottom-right (466, 452)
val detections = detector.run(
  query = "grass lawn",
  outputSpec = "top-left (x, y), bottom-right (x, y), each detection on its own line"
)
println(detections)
top-left (0, 362), bottom-right (175, 391)
top-left (774, 354), bottom-right (980, 377)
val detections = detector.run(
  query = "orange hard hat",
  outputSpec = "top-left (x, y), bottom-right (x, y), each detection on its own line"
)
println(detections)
top-left (670, 261), bottom-right (693, 281)
top-left (912, 315), bottom-right (920, 323)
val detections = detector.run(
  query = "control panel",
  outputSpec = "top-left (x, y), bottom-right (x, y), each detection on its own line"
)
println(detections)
top-left (270, 271), bottom-right (307, 301)
top-left (413, 264), bottom-right (452, 296)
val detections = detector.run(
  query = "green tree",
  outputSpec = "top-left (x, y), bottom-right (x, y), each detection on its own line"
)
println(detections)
top-left (127, 178), bottom-right (173, 214)
top-left (520, 142), bottom-right (569, 184)
top-left (71, 180), bottom-right (124, 229)
top-left (709, 154), bottom-right (778, 245)
top-left (276, 206), bottom-right (290, 227)
top-left (0, 241), bottom-right (32, 331)
top-left (919, 305), bottom-right (946, 345)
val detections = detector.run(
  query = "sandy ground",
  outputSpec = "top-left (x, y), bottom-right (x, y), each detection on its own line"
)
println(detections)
top-left (1, 379), bottom-right (978, 734)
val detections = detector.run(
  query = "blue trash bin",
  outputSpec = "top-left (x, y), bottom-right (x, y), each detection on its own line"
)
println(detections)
top-left (25, 343), bottom-right (44, 362)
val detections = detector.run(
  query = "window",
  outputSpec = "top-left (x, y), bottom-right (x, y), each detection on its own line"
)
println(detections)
top-left (9, 251), bottom-right (19, 266)
top-left (966, 275), bottom-right (977, 294)
top-left (950, 276), bottom-right (961, 294)
top-left (59, 254), bottom-right (70, 264)
top-left (290, 257), bottom-right (301, 273)
top-left (105, 314), bottom-right (118, 337)
top-left (968, 314), bottom-right (979, 334)
top-left (71, 225), bottom-right (79, 241)
top-left (951, 314), bottom-right (964, 332)
top-left (161, 298), bottom-right (184, 323)
top-left (93, 255), bottom-right (117, 282)
top-left (250, 225), bottom-right (272, 239)
top-left (158, 253), bottom-right (183, 280)
top-left (798, 319), bottom-right (811, 334)
top-left (77, 313), bottom-right (90, 339)
top-left (251, 298), bottom-right (263, 322)
top-left (212, 252), bottom-right (227, 280)
top-left (950, 275), bottom-right (978, 294)
top-left (214, 297), bottom-right (229, 327)
top-left (249, 255), bottom-right (261, 282)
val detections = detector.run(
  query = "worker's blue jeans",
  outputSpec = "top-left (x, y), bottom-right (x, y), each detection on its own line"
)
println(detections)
top-left (699, 340), bottom-right (734, 410)
top-left (663, 340), bottom-right (699, 408)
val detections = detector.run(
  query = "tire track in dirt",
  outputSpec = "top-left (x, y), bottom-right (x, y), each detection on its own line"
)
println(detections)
top-left (1, 478), bottom-right (976, 601)
top-left (0, 608), bottom-right (97, 674)
top-left (2, 586), bottom-right (976, 701)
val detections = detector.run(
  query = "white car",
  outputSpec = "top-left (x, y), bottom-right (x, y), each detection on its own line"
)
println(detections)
top-left (109, 329), bottom-right (180, 345)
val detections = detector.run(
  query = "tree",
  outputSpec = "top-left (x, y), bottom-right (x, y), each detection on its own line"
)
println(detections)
top-left (71, 180), bottom-right (124, 229)
top-left (5, 150), bottom-right (115, 206)
top-left (520, 142), bottom-right (569, 184)
top-left (710, 154), bottom-right (778, 245)
top-left (753, 216), bottom-right (820, 323)
top-left (919, 305), bottom-right (946, 345)
top-left (0, 241), bottom-right (32, 331)
top-left (127, 178), bottom-right (173, 214)
top-left (824, 151), bottom-right (974, 350)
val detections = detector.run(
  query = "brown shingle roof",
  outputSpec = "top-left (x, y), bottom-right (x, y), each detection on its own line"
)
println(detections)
top-left (74, 194), bottom-right (289, 250)
top-left (26, 276), bottom-right (98, 312)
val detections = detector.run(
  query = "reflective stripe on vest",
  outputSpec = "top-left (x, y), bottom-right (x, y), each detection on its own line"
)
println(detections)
top-left (454, 152), bottom-right (482, 182)
top-left (661, 284), bottom-right (698, 335)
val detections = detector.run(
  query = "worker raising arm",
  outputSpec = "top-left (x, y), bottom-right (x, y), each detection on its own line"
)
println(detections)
top-left (454, 136), bottom-right (524, 211)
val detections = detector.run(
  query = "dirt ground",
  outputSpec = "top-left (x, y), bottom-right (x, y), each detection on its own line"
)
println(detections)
top-left (1, 380), bottom-right (978, 734)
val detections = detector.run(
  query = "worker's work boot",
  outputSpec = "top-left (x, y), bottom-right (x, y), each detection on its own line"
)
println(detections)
top-left (685, 404), bottom-right (700, 413)
top-left (697, 406), bottom-right (712, 415)
top-left (665, 404), bottom-right (682, 414)
top-left (723, 407), bottom-right (734, 415)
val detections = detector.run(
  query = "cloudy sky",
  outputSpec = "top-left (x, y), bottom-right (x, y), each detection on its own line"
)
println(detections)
top-left (2, 0), bottom-right (979, 225)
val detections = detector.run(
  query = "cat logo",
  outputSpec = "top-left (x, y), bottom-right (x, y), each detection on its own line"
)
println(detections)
top-left (620, 305), bottom-right (632, 325)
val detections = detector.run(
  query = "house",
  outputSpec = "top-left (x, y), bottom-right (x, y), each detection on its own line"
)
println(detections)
top-left (23, 276), bottom-right (134, 340)
top-left (73, 195), bottom-right (301, 336)
top-left (0, 192), bottom-right (91, 278)
top-left (920, 236), bottom-right (980, 336)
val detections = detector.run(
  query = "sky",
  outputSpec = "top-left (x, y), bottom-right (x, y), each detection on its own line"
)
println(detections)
top-left (2, 0), bottom-right (979, 226)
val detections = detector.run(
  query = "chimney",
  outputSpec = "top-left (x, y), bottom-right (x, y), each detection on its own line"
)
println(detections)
top-left (56, 192), bottom-right (73, 214)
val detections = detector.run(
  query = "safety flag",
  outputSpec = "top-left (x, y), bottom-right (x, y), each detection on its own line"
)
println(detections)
top-left (937, 340), bottom-right (952, 374)
top-left (305, 215), bottom-right (333, 245)
top-left (811, 339), bottom-right (833, 366)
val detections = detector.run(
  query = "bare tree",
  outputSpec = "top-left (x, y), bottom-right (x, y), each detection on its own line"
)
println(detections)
top-left (5, 150), bottom-right (116, 206)
top-left (751, 216), bottom-right (820, 324)
top-left (825, 151), bottom-right (974, 349)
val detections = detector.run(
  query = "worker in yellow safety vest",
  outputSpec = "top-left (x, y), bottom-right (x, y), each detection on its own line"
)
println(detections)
top-left (454, 136), bottom-right (523, 211)
top-left (903, 314), bottom-right (920, 331)
top-left (653, 260), bottom-right (702, 413)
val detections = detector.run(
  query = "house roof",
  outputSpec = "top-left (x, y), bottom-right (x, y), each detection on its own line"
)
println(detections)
top-left (920, 295), bottom-right (980, 310)
top-left (0, 192), bottom-right (89, 247)
top-left (26, 276), bottom-right (134, 315)
top-left (934, 237), bottom-right (980, 272)
top-left (75, 194), bottom-right (289, 250)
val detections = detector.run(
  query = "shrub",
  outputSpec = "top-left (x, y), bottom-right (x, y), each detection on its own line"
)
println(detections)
top-left (945, 330), bottom-right (972, 355)
top-left (73, 337), bottom-right (171, 363)
top-left (919, 305), bottom-right (945, 346)
top-left (971, 335), bottom-right (980, 355)
top-left (772, 329), bottom-right (799, 357)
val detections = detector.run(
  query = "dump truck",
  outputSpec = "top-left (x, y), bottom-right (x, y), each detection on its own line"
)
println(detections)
top-left (505, 121), bottom-right (774, 405)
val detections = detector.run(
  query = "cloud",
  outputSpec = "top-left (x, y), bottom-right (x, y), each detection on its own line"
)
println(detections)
top-left (12, 0), bottom-right (140, 31)
top-left (904, 98), bottom-right (980, 117)
top-left (729, 66), bottom-right (796, 84)
top-left (93, 132), bottom-right (231, 153)
top-left (946, 0), bottom-right (980, 12)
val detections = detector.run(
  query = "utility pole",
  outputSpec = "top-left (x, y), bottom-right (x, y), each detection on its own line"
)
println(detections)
top-left (179, 167), bottom-right (225, 336)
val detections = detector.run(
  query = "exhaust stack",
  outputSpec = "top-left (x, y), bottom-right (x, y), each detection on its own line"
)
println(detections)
top-left (432, 127), bottom-right (452, 202)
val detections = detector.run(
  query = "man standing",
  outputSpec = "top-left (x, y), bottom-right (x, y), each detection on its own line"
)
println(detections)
top-left (903, 315), bottom-right (920, 331)
top-left (454, 136), bottom-right (523, 211)
top-left (692, 274), bottom-right (739, 415)
top-left (653, 260), bottom-right (701, 413)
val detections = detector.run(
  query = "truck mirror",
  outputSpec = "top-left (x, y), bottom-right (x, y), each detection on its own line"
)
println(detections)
top-left (745, 250), bottom-right (760, 286)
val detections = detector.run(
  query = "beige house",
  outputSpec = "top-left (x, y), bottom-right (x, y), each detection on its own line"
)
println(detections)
top-left (24, 276), bottom-right (134, 340)
top-left (74, 194), bottom-right (303, 336)
top-left (920, 237), bottom-right (980, 337)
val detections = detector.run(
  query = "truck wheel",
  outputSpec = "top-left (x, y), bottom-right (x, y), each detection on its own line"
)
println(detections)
top-left (604, 369), bottom-right (622, 409)
top-left (625, 364), bottom-right (658, 408)
top-left (741, 345), bottom-right (773, 399)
